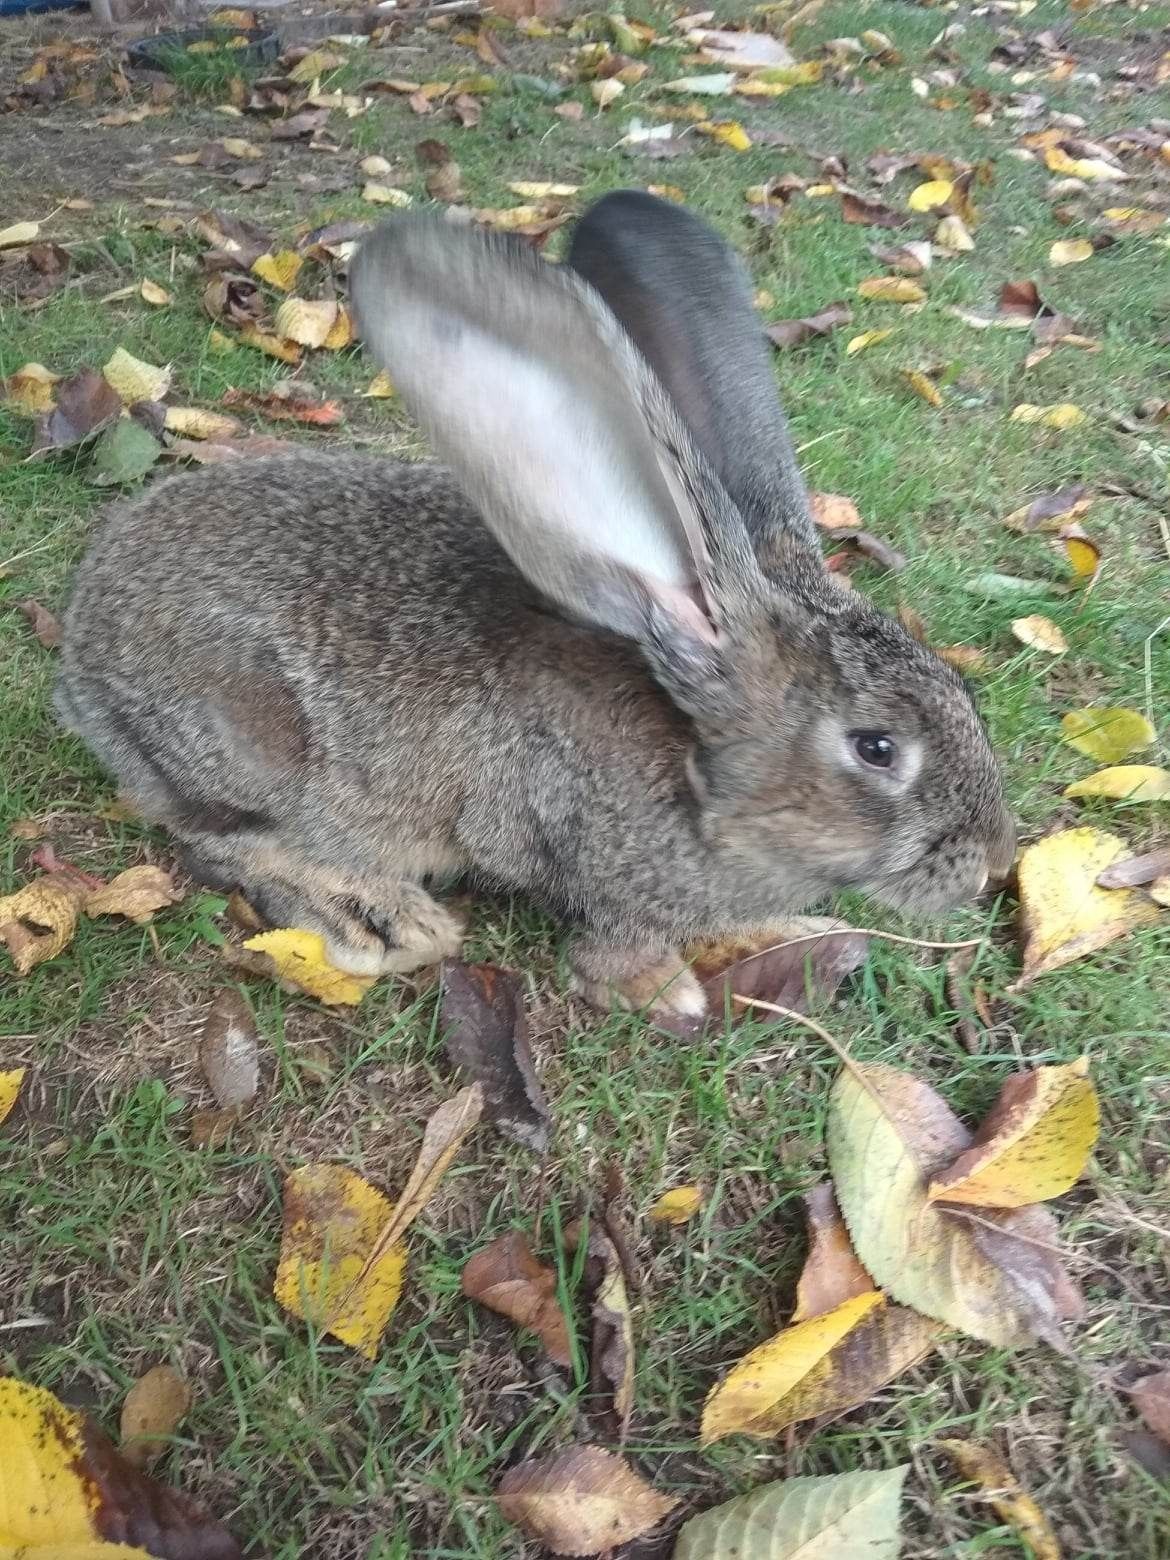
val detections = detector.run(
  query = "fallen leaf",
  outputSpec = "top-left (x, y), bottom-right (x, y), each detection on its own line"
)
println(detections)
top-left (964, 571), bottom-right (1061, 600)
top-left (697, 119), bottom-right (751, 151)
top-left (1060, 708), bottom-right (1155, 763)
top-left (30, 368), bottom-right (121, 454)
top-left (241, 928), bottom-right (375, 1004)
top-left (273, 298), bottom-right (339, 349)
top-left (0, 220), bottom-right (40, 248)
top-left (1059, 525), bottom-right (1100, 583)
top-left (0, 873), bottom-right (87, 975)
top-left (439, 962), bottom-right (552, 1152)
top-left (940, 1440), bottom-right (1060, 1560)
top-left (250, 250), bottom-right (304, 292)
top-left (688, 917), bottom-right (869, 1023)
top-left (1010, 402), bottom-right (1087, 429)
top-left (497, 1446), bottom-right (678, 1556)
top-left (791, 1182), bottom-right (875, 1322)
top-left (271, 107), bottom-right (331, 140)
top-left (809, 492), bottom-right (862, 529)
top-left (765, 301), bottom-right (852, 348)
top-left (88, 419), bottom-right (163, 487)
top-left (1003, 485), bottom-right (1092, 533)
top-left (828, 1063), bottom-right (1083, 1347)
top-left (1132, 1371), bottom-right (1170, 1446)
top-left (165, 406), bottom-right (242, 442)
top-left (223, 385), bottom-right (345, 426)
top-left (2, 361), bottom-right (59, 414)
top-left (909, 178), bottom-right (953, 211)
top-left (648, 1185), bottom-right (704, 1224)
top-left (662, 72), bottom-right (737, 95)
top-left (1050, 238), bottom-right (1094, 266)
top-left (199, 988), bottom-right (259, 1110)
top-left (1011, 614), bottom-right (1068, 653)
top-left (85, 865), bottom-right (182, 923)
top-left (362, 182), bottom-right (413, 206)
top-left (591, 78), bottom-right (625, 109)
top-left (322, 306), bottom-right (353, 351)
top-left (1011, 827), bottom-right (1164, 988)
top-left (857, 277), bottom-right (926, 303)
top-left (927, 1059), bottom-right (1099, 1207)
top-left (1044, 145), bottom-right (1126, 181)
top-left (509, 180), bottom-right (579, 199)
top-left (288, 47), bottom-right (344, 84)
top-left (119, 1364), bottom-right (190, 1470)
top-left (274, 1163), bottom-right (406, 1357)
top-left (237, 326), bottom-right (302, 365)
top-left (1096, 847), bottom-right (1170, 890)
top-left (871, 239), bottom-right (933, 275)
top-left (827, 530), bottom-right (907, 574)
top-left (569, 1221), bottom-right (635, 1440)
top-left (846, 328), bottom-right (894, 355)
top-left (14, 598), bottom-right (62, 649)
top-left (1065, 765), bottom-right (1170, 802)
top-left (674, 1466), bottom-right (908, 1560)
top-left (0, 1375), bottom-right (241, 1555)
top-left (364, 371), bottom-right (395, 398)
top-left (903, 369), bottom-right (943, 407)
top-left (935, 213), bottom-right (975, 251)
top-left (689, 27), bottom-right (794, 70)
top-left (461, 1231), bottom-right (572, 1365)
top-left (102, 347), bottom-right (171, 406)
top-left (840, 193), bottom-right (908, 229)
top-left (0, 1068), bottom-right (25, 1127)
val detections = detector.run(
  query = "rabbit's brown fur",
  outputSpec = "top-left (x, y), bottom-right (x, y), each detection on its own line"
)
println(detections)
top-left (57, 199), bottom-right (1014, 1021)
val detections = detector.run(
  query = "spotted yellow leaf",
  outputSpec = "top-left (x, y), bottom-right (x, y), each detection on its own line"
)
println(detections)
top-left (649, 1185), bottom-right (705, 1224)
top-left (927, 1059), bottom-right (1099, 1206)
top-left (1010, 402), bottom-right (1087, 429)
top-left (846, 330), bottom-right (894, 355)
top-left (101, 347), bottom-right (172, 405)
top-left (322, 305), bottom-right (354, 351)
top-left (164, 405), bottom-right (242, 440)
top-left (274, 1164), bottom-right (406, 1357)
top-left (1, 362), bottom-right (59, 414)
top-left (0, 874), bottom-right (87, 975)
top-left (1011, 826), bottom-right (1164, 988)
top-left (242, 928), bottom-right (375, 1005)
top-left (856, 277), bottom-right (926, 303)
top-left (238, 326), bottom-right (302, 364)
top-left (274, 298), bottom-right (339, 348)
top-left (1044, 145), bottom-right (1127, 180)
top-left (250, 250), bottom-right (304, 292)
top-left (1049, 238), bottom-right (1093, 266)
top-left (1064, 765), bottom-right (1170, 802)
top-left (364, 371), bottom-right (396, 397)
top-left (1060, 707), bottom-right (1155, 763)
top-left (697, 120), bottom-right (752, 150)
top-left (908, 178), bottom-right (952, 211)
top-left (903, 369), bottom-right (942, 407)
top-left (0, 1068), bottom-right (25, 1127)
top-left (0, 1378), bottom-right (107, 1544)
top-left (1011, 614), bottom-right (1067, 654)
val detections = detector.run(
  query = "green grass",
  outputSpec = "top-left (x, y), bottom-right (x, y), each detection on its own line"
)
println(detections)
top-left (2, 0), bottom-right (1170, 1555)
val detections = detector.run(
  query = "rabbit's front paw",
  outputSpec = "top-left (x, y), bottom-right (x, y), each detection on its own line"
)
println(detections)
top-left (359, 885), bottom-right (466, 975)
top-left (569, 940), bottom-right (707, 1027)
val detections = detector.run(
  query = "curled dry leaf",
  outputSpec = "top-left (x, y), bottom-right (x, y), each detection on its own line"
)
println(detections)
top-left (222, 386), bottom-right (345, 427)
top-left (30, 367), bottom-right (121, 454)
top-left (689, 28), bottom-right (794, 70)
top-left (0, 1068), bottom-right (26, 1127)
top-left (273, 298), bottom-right (339, 349)
top-left (791, 1182), bottom-right (875, 1322)
top-left (1065, 765), bottom-right (1170, 802)
top-left (461, 1231), bottom-right (572, 1366)
top-left (765, 300), bottom-right (853, 348)
top-left (85, 865), bottom-right (183, 924)
top-left (1003, 485), bottom-right (1092, 533)
top-left (1096, 846), bottom-right (1170, 890)
top-left (120, 1364), bottom-right (191, 1470)
top-left (840, 192), bottom-right (908, 228)
top-left (0, 1375), bottom-right (241, 1558)
top-left (102, 348), bottom-right (172, 406)
top-left (165, 407), bottom-right (242, 442)
top-left (238, 327), bottom-right (302, 365)
top-left (927, 1059), bottom-right (1099, 1207)
top-left (846, 328), bottom-right (894, 355)
top-left (674, 1466), bottom-right (909, 1560)
top-left (940, 1440), bottom-right (1060, 1560)
top-left (1060, 707), bottom-right (1155, 764)
top-left (439, 961), bottom-right (552, 1152)
top-left (1011, 827), bottom-right (1163, 989)
top-left (241, 928), bottom-right (375, 1005)
top-left (648, 1185), bottom-right (704, 1225)
top-left (199, 988), bottom-right (259, 1110)
top-left (857, 276), bottom-right (926, 303)
top-left (497, 1445), bottom-right (679, 1557)
top-left (687, 916), bottom-right (869, 1024)
top-left (1132, 1370), bottom-right (1170, 1447)
top-left (568, 1220), bottom-right (635, 1441)
top-left (827, 1063), bottom-right (1083, 1347)
top-left (362, 182), bottom-right (413, 206)
top-left (0, 872), bottom-right (87, 975)
top-left (2, 361), bottom-right (60, 414)
top-left (14, 598), bottom-right (62, 649)
top-left (1011, 614), bottom-right (1068, 654)
top-left (903, 369), bottom-right (942, 407)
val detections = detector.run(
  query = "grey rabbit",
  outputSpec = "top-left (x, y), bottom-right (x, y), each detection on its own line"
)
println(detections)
top-left (56, 192), bottom-right (1015, 1023)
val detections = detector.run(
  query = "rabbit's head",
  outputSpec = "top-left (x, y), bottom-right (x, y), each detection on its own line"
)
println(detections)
top-left (350, 203), bottom-right (1014, 918)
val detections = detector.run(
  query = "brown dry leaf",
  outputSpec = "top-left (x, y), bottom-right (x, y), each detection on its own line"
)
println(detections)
top-left (14, 598), bottom-right (62, 649)
top-left (1096, 847), bottom-right (1170, 890)
top-left (199, 988), bottom-right (259, 1110)
top-left (1132, 1370), bottom-right (1170, 1446)
top-left (870, 239), bottom-right (933, 274)
top-left (1011, 827), bottom-right (1163, 989)
top-left (791, 1182), bottom-right (875, 1322)
top-left (857, 277), bottom-right (926, 303)
top-left (687, 917), bottom-right (869, 1025)
top-left (927, 1059), bottom-right (1099, 1207)
top-left (648, 1185), bottom-right (704, 1225)
top-left (765, 300), bottom-right (852, 348)
top-left (828, 1063), bottom-right (1083, 1347)
top-left (30, 367), bottom-right (121, 454)
top-left (417, 138), bottom-right (464, 202)
top-left (461, 1231), bottom-right (572, 1366)
top-left (1011, 614), bottom-right (1068, 654)
top-left (119, 1364), bottom-right (191, 1470)
top-left (271, 107), bottom-right (330, 141)
top-left (222, 385), bottom-right (344, 427)
top-left (809, 492), bottom-right (862, 529)
top-left (689, 27), bottom-right (794, 70)
top-left (85, 865), bottom-right (183, 924)
top-left (940, 1440), bottom-right (1060, 1560)
top-left (497, 1445), bottom-right (678, 1556)
top-left (164, 406), bottom-right (242, 442)
top-left (569, 1221), bottom-right (635, 1441)
top-left (0, 873), bottom-right (87, 975)
top-left (439, 962), bottom-right (552, 1152)
top-left (840, 192), bottom-right (908, 229)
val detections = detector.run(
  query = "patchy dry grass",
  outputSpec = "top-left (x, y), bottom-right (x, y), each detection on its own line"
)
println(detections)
top-left (2, 0), bottom-right (1169, 1555)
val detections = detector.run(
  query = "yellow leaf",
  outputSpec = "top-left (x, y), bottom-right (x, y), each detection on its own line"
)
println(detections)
top-left (321, 305), bottom-right (354, 351)
top-left (101, 347), bottom-right (172, 405)
top-left (591, 78), bottom-right (625, 108)
top-left (1011, 826), bottom-right (1164, 988)
top-left (241, 928), bottom-right (376, 1004)
top-left (1061, 530), bottom-right (1101, 579)
top-left (934, 214), bottom-right (975, 251)
top-left (1060, 707), bottom-right (1156, 763)
top-left (238, 326), bottom-right (302, 364)
top-left (1, 362), bottom-right (60, 414)
top-left (1049, 238), bottom-right (1094, 266)
top-left (274, 298), bottom-right (339, 348)
top-left (1009, 402), bottom-right (1087, 429)
top-left (1044, 145), bottom-right (1127, 180)
top-left (84, 865), bottom-right (184, 924)
top-left (701, 1292), bottom-right (883, 1443)
top-left (139, 279), bottom-right (172, 306)
top-left (0, 875), bottom-right (86, 975)
top-left (846, 329), bottom-right (894, 355)
top-left (857, 277), bottom-right (926, 303)
top-left (0, 1545), bottom-right (154, 1558)
top-left (0, 220), bottom-right (40, 248)
top-left (926, 1059), bottom-right (1099, 1207)
top-left (165, 405), bottom-right (243, 441)
top-left (508, 181), bottom-right (579, 198)
top-left (697, 120), bottom-right (752, 150)
top-left (364, 371), bottom-right (396, 398)
top-left (1064, 765), bottom-right (1170, 802)
top-left (908, 178), bottom-right (952, 211)
top-left (207, 329), bottom-right (234, 355)
top-left (1010, 614), bottom-right (1068, 654)
top-left (361, 182), bottom-right (413, 206)
top-left (274, 1164), bottom-right (407, 1357)
top-left (360, 154), bottom-right (393, 176)
top-left (648, 1185), bottom-right (704, 1224)
top-left (1152, 875), bottom-right (1170, 907)
top-left (0, 1378), bottom-right (97, 1543)
top-left (0, 1068), bottom-right (25, 1127)
top-left (940, 1441), bottom-right (1061, 1560)
top-left (250, 250), bottom-right (304, 292)
top-left (804, 182), bottom-right (837, 197)
top-left (220, 136), bottom-right (261, 159)
top-left (287, 47), bottom-right (344, 83)
top-left (903, 369), bottom-right (942, 407)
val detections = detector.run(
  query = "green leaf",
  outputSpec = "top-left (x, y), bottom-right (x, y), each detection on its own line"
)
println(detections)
top-left (88, 418), bottom-right (162, 486)
top-left (673, 1466), bottom-right (909, 1560)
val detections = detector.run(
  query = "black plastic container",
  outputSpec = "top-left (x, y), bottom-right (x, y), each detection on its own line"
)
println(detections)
top-left (126, 24), bottom-right (280, 72)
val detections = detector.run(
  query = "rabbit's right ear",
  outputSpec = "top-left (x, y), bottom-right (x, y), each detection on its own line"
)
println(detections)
top-left (567, 191), bottom-right (818, 568)
top-left (350, 216), bottom-right (764, 654)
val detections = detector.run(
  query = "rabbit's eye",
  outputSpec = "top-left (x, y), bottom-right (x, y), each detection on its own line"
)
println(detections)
top-left (852, 732), bottom-right (896, 770)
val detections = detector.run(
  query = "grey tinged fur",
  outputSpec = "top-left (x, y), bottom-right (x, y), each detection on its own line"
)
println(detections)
top-left (55, 199), bottom-right (1015, 1018)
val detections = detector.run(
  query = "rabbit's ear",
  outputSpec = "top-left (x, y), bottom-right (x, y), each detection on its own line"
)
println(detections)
top-left (567, 190), bottom-right (818, 569)
top-left (350, 216), bottom-right (762, 651)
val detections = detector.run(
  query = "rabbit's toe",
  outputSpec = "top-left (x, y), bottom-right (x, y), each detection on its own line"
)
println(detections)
top-left (569, 942), bottom-right (708, 1025)
top-left (358, 886), bottom-right (466, 975)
